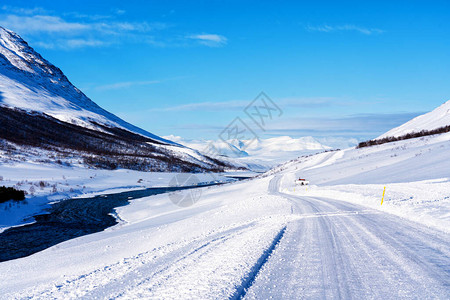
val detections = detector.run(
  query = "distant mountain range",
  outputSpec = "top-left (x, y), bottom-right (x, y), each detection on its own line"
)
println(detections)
top-left (164, 135), bottom-right (339, 169)
top-left (0, 26), bottom-right (236, 172)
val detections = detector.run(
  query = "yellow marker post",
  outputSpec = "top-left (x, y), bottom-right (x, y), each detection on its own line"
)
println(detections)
top-left (381, 186), bottom-right (386, 205)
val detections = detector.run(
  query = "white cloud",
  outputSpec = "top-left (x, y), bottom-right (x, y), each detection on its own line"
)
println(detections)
top-left (261, 112), bottom-right (420, 138)
top-left (161, 134), bottom-right (184, 143)
top-left (0, 14), bottom-right (164, 35)
top-left (0, 7), bottom-right (227, 49)
top-left (188, 33), bottom-right (228, 47)
top-left (1, 5), bottom-right (48, 15)
top-left (94, 21), bottom-right (168, 34)
top-left (0, 13), bottom-right (168, 49)
top-left (34, 39), bottom-right (108, 49)
top-left (0, 15), bottom-right (89, 33)
top-left (94, 75), bottom-right (190, 91)
top-left (306, 24), bottom-right (384, 35)
top-left (151, 100), bottom-right (248, 112)
top-left (63, 12), bottom-right (113, 21)
top-left (151, 97), bottom-right (347, 112)
top-left (96, 80), bottom-right (162, 91)
top-left (64, 39), bottom-right (109, 48)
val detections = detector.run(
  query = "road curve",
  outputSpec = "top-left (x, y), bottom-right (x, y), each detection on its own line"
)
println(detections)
top-left (244, 175), bottom-right (450, 299)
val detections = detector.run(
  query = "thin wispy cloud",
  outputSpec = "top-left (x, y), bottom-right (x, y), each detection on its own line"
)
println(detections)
top-left (0, 5), bottom-right (48, 15)
top-left (0, 13), bottom-right (161, 50)
top-left (151, 97), bottom-right (347, 112)
top-left (306, 24), bottom-right (384, 35)
top-left (0, 14), bottom-right (165, 35)
top-left (34, 39), bottom-right (109, 49)
top-left (164, 112), bottom-right (421, 141)
top-left (188, 33), bottom-right (227, 47)
top-left (264, 112), bottom-right (420, 138)
top-left (63, 8), bottom-right (126, 20)
top-left (96, 80), bottom-right (162, 91)
top-left (152, 100), bottom-right (247, 112)
top-left (94, 76), bottom-right (188, 91)
top-left (1, 15), bottom-right (89, 33)
top-left (0, 6), bottom-right (227, 49)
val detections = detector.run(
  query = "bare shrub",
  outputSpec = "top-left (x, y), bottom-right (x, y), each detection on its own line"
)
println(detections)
top-left (357, 125), bottom-right (450, 149)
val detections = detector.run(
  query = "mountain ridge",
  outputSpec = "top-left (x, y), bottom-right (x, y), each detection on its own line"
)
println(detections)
top-left (378, 100), bottom-right (450, 139)
top-left (0, 26), bottom-right (236, 172)
top-left (0, 26), bottom-right (176, 145)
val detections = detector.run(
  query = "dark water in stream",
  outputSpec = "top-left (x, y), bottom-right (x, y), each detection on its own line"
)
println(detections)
top-left (0, 184), bottom-right (217, 262)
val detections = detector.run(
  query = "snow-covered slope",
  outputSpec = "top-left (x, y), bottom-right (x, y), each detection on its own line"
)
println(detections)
top-left (275, 132), bottom-right (450, 185)
top-left (378, 100), bottom-right (450, 139)
top-left (0, 26), bottom-right (242, 172)
top-left (0, 26), bottom-right (174, 145)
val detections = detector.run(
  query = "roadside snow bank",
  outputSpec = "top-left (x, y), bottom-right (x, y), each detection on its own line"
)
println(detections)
top-left (283, 179), bottom-right (450, 233)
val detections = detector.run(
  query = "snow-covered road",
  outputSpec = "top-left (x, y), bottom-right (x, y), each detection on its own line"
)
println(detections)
top-left (244, 175), bottom-right (450, 299)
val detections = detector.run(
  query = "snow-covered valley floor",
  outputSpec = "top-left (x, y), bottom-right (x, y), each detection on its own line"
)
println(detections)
top-left (0, 133), bottom-right (449, 299)
top-left (0, 173), bottom-right (448, 299)
top-left (0, 163), bottom-right (248, 231)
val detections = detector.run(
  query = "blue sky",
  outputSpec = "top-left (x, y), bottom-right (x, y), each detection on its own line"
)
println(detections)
top-left (1, 0), bottom-right (449, 144)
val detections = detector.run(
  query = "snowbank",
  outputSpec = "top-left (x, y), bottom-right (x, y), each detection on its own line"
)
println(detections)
top-left (282, 179), bottom-right (450, 233)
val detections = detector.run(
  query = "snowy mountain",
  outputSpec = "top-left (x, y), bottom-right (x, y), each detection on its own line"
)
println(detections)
top-left (0, 26), bottom-right (173, 144)
top-left (378, 100), bottom-right (450, 139)
top-left (165, 135), bottom-right (333, 168)
top-left (0, 26), bottom-right (235, 172)
top-left (245, 136), bottom-right (331, 155)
